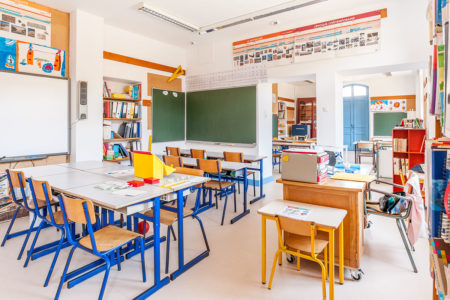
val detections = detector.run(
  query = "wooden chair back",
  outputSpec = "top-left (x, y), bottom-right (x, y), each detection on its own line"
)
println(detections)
top-left (197, 158), bottom-right (221, 174)
top-left (223, 151), bottom-right (243, 163)
top-left (166, 146), bottom-right (180, 156)
top-left (163, 155), bottom-right (183, 168)
top-left (29, 179), bottom-right (53, 202)
top-left (8, 170), bottom-right (26, 188)
top-left (278, 216), bottom-right (316, 237)
top-left (175, 167), bottom-right (204, 177)
top-left (60, 194), bottom-right (96, 225)
top-left (191, 149), bottom-right (206, 159)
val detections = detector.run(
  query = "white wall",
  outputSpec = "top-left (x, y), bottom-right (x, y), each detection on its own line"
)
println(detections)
top-left (70, 10), bottom-right (104, 162)
top-left (187, 0), bottom-right (430, 147)
top-left (102, 24), bottom-right (187, 154)
top-left (295, 84), bottom-right (316, 98)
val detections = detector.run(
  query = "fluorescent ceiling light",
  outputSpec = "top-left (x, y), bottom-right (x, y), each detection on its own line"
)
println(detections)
top-left (137, 2), bottom-right (200, 32)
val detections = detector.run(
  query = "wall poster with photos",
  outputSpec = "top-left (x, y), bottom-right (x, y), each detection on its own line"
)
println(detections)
top-left (232, 9), bottom-right (386, 68)
top-left (0, 0), bottom-right (51, 46)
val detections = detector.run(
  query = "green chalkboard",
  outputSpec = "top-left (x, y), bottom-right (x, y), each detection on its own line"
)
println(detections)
top-left (152, 89), bottom-right (185, 142)
top-left (272, 115), bottom-right (278, 138)
top-left (374, 112), bottom-right (407, 136)
top-left (186, 86), bottom-right (257, 144)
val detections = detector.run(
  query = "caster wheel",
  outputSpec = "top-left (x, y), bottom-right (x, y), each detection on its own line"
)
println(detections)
top-left (286, 254), bottom-right (295, 263)
top-left (366, 220), bottom-right (373, 229)
top-left (350, 269), bottom-right (364, 281)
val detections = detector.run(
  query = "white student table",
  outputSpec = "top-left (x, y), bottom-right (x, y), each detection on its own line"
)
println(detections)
top-left (258, 199), bottom-right (347, 300)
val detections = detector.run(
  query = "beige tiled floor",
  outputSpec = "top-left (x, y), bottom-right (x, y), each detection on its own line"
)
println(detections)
top-left (0, 173), bottom-right (431, 300)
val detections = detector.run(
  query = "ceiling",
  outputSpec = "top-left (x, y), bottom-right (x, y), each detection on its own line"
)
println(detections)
top-left (33, 0), bottom-right (386, 47)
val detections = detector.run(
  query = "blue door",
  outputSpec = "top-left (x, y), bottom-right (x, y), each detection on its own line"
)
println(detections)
top-left (343, 84), bottom-right (369, 150)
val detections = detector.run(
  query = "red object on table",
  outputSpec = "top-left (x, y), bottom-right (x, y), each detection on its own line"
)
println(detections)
top-left (144, 178), bottom-right (160, 184)
top-left (127, 180), bottom-right (145, 187)
top-left (138, 221), bottom-right (150, 234)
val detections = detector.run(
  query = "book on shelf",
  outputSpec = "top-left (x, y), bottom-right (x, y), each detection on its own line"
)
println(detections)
top-left (103, 121), bottom-right (112, 140)
top-left (104, 100), bottom-right (140, 119)
top-left (393, 138), bottom-right (408, 152)
top-left (393, 158), bottom-right (409, 175)
top-left (103, 142), bottom-right (130, 160)
top-left (116, 122), bottom-right (141, 139)
top-left (104, 82), bottom-right (141, 100)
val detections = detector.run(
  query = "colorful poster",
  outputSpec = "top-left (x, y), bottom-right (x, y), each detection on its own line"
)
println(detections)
top-left (0, 0), bottom-right (51, 46)
top-left (0, 36), bottom-right (15, 70)
top-left (17, 42), bottom-right (65, 77)
top-left (370, 99), bottom-right (407, 112)
top-left (232, 9), bottom-right (385, 68)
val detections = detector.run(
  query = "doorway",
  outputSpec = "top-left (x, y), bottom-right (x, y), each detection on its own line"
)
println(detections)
top-left (343, 84), bottom-right (369, 150)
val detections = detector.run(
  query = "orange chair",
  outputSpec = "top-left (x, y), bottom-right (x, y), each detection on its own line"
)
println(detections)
top-left (166, 146), bottom-right (181, 156)
top-left (190, 149), bottom-right (206, 159)
top-left (223, 151), bottom-right (256, 196)
top-left (163, 155), bottom-right (183, 168)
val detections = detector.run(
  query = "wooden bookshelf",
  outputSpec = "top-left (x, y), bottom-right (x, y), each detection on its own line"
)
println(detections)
top-left (104, 157), bottom-right (130, 163)
top-left (104, 137), bottom-right (141, 142)
top-left (297, 97), bottom-right (316, 138)
top-left (103, 97), bottom-right (141, 102)
top-left (104, 118), bottom-right (142, 121)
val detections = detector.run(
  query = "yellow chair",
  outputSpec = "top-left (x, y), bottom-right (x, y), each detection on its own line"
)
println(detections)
top-left (269, 216), bottom-right (329, 300)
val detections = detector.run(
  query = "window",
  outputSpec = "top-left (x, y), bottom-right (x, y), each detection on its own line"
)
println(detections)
top-left (343, 86), bottom-right (352, 97)
top-left (353, 85), bottom-right (368, 96)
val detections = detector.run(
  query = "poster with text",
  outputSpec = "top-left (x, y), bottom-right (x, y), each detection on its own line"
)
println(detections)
top-left (17, 42), bottom-right (65, 77)
top-left (0, 36), bottom-right (15, 71)
top-left (0, 0), bottom-right (51, 46)
top-left (233, 9), bottom-right (385, 68)
top-left (370, 99), bottom-right (407, 112)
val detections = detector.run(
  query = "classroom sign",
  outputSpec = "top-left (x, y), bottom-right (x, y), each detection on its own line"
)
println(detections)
top-left (0, 0), bottom-right (51, 46)
top-left (232, 9), bottom-right (386, 68)
top-left (17, 42), bottom-right (65, 77)
top-left (0, 36), bottom-right (15, 71)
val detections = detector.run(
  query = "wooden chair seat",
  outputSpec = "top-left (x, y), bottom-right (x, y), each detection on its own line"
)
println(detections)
top-left (366, 203), bottom-right (400, 217)
top-left (79, 225), bottom-right (142, 252)
top-left (203, 180), bottom-right (235, 190)
top-left (45, 210), bottom-right (67, 225)
top-left (144, 205), bottom-right (193, 226)
top-left (28, 198), bottom-right (57, 210)
top-left (273, 153), bottom-right (281, 158)
top-left (284, 232), bottom-right (328, 254)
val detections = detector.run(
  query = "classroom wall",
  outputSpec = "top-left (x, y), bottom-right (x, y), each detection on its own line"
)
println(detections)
top-left (102, 24), bottom-right (187, 154)
top-left (187, 0), bottom-right (429, 147)
top-left (295, 83), bottom-right (316, 98)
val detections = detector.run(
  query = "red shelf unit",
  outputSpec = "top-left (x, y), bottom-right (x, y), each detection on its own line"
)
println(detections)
top-left (392, 128), bottom-right (426, 193)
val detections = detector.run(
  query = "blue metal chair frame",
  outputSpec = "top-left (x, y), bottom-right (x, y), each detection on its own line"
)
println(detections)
top-left (25, 178), bottom-right (76, 287)
top-left (55, 195), bottom-right (147, 300)
top-left (2, 170), bottom-right (50, 259)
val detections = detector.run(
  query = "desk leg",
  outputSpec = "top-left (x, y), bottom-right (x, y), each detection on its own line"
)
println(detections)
top-left (231, 167), bottom-right (250, 224)
top-left (262, 215), bottom-right (266, 284)
top-left (329, 229), bottom-right (335, 300)
top-left (250, 160), bottom-right (266, 204)
top-left (339, 223), bottom-right (344, 285)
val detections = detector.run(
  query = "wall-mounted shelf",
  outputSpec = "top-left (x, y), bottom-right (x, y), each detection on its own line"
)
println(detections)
top-left (103, 97), bottom-right (141, 102)
top-left (103, 137), bottom-right (141, 142)
top-left (104, 118), bottom-right (142, 121)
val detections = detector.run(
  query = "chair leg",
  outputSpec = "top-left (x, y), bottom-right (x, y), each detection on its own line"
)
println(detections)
top-left (400, 218), bottom-right (415, 251)
top-left (165, 225), bottom-right (171, 274)
top-left (24, 221), bottom-right (43, 267)
top-left (268, 250), bottom-right (281, 290)
top-left (233, 186), bottom-right (237, 213)
top-left (237, 181), bottom-right (240, 194)
top-left (324, 246), bottom-right (328, 280)
top-left (44, 228), bottom-right (65, 286)
top-left (1, 206), bottom-right (21, 247)
top-left (139, 237), bottom-right (146, 282)
top-left (193, 215), bottom-right (210, 251)
top-left (116, 249), bottom-right (121, 271)
top-left (296, 251), bottom-right (300, 271)
top-left (221, 194), bottom-right (228, 226)
top-left (18, 213), bottom-right (37, 260)
top-left (183, 195), bottom-right (188, 208)
top-left (98, 258), bottom-right (111, 300)
top-left (396, 219), bottom-right (417, 273)
top-left (55, 246), bottom-right (76, 300)
top-left (253, 173), bottom-right (256, 196)
top-left (319, 260), bottom-right (327, 300)
top-left (170, 224), bottom-right (177, 241)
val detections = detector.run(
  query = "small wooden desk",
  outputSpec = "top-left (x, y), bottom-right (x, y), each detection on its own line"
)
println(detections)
top-left (276, 178), bottom-right (366, 271)
top-left (258, 200), bottom-right (346, 300)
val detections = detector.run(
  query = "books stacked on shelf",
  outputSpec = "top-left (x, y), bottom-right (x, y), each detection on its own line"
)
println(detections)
top-left (103, 121), bottom-right (112, 140)
top-left (117, 122), bottom-right (141, 139)
top-left (103, 143), bottom-right (130, 161)
top-left (104, 101), bottom-right (140, 119)
top-left (393, 158), bottom-right (409, 175)
top-left (393, 138), bottom-right (408, 152)
top-left (401, 118), bottom-right (424, 129)
top-left (103, 81), bottom-right (141, 100)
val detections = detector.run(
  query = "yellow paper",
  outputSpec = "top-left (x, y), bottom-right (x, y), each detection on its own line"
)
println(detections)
top-left (331, 172), bottom-right (375, 183)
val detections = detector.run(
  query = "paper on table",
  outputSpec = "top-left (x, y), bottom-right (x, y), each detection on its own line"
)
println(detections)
top-left (105, 169), bottom-right (134, 177)
top-left (112, 189), bottom-right (147, 196)
top-left (95, 181), bottom-right (129, 190)
top-left (279, 205), bottom-right (311, 220)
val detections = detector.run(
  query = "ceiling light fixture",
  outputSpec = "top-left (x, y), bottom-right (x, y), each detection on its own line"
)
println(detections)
top-left (137, 2), bottom-right (200, 32)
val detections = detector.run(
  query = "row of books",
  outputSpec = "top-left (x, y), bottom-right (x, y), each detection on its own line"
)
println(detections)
top-left (103, 143), bottom-right (130, 160)
top-left (104, 101), bottom-right (140, 119)
top-left (393, 138), bottom-right (408, 152)
top-left (103, 82), bottom-right (141, 100)
top-left (103, 121), bottom-right (141, 140)
top-left (393, 158), bottom-right (409, 175)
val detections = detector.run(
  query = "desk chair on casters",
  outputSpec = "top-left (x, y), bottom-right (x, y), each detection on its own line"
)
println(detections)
top-left (198, 159), bottom-right (237, 225)
top-left (365, 180), bottom-right (417, 273)
top-left (269, 216), bottom-right (329, 300)
top-left (142, 167), bottom-right (210, 274)
top-left (55, 195), bottom-right (147, 300)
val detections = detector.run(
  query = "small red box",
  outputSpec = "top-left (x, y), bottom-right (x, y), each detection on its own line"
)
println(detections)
top-left (127, 180), bottom-right (145, 187)
top-left (144, 178), bottom-right (160, 184)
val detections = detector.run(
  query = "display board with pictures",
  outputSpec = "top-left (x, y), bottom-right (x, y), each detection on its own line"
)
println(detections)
top-left (0, 0), bottom-right (51, 46)
top-left (232, 9), bottom-right (385, 68)
top-left (370, 99), bottom-right (407, 112)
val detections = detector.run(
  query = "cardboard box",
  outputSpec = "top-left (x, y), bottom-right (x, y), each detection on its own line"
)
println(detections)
top-left (281, 150), bottom-right (328, 183)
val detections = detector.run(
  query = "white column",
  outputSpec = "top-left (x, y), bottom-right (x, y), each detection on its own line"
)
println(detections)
top-left (69, 10), bottom-right (104, 161)
top-left (256, 82), bottom-right (273, 181)
top-left (315, 71), bottom-right (344, 147)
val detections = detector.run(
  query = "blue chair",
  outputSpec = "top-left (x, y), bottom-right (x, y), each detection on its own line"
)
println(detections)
top-left (55, 194), bottom-right (147, 300)
top-left (26, 178), bottom-right (74, 287)
top-left (2, 170), bottom-right (53, 260)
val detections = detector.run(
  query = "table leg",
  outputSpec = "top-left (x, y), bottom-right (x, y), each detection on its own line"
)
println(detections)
top-left (339, 223), bottom-right (344, 284)
top-left (262, 215), bottom-right (266, 284)
top-left (231, 167), bottom-right (250, 224)
top-left (250, 159), bottom-right (266, 204)
top-left (329, 229), bottom-right (335, 300)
